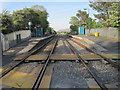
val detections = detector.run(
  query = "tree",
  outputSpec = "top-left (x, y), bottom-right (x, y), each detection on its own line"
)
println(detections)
top-left (0, 5), bottom-right (50, 35)
top-left (107, 3), bottom-right (120, 27)
top-left (12, 8), bottom-right (40, 31)
top-left (69, 16), bottom-right (79, 26)
top-left (70, 25), bottom-right (78, 31)
top-left (0, 10), bottom-right (13, 34)
top-left (76, 10), bottom-right (89, 26)
top-left (12, 6), bottom-right (49, 35)
top-left (89, 1), bottom-right (113, 27)
top-left (87, 18), bottom-right (97, 29)
top-left (46, 27), bottom-right (56, 34)
top-left (69, 16), bottom-right (79, 33)
top-left (31, 5), bottom-right (49, 34)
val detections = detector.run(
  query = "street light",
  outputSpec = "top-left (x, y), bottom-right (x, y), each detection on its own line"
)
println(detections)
top-left (84, 8), bottom-right (90, 33)
top-left (28, 21), bottom-right (32, 37)
top-left (28, 21), bottom-right (32, 31)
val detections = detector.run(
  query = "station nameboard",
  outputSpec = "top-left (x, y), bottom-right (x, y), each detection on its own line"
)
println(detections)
top-left (36, 25), bottom-right (41, 28)
top-left (81, 24), bottom-right (87, 26)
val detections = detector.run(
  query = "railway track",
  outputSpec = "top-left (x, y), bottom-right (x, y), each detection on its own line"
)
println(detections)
top-left (1, 35), bottom-right (58, 89)
top-left (32, 38), bottom-right (58, 89)
top-left (0, 35), bottom-right (55, 78)
top-left (64, 38), bottom-right (108, 90)
top-left (1, 35), bottom-right (119, 89)
top-left (68, 35), bottom-right (120, 69)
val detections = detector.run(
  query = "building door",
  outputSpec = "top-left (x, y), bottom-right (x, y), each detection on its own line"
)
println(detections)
top-left (78, 26), bottom-right (85, 35)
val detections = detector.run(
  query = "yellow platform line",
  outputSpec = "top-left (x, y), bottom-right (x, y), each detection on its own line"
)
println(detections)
top-left (86, 78), bottom-right (101, 90)
top-left (101, 54), bottom-right (120, 59)
top-left (0, 69), bottom-right (2, 73)
top-left (14, 54), bottom-right (120, 61)
top-left (1, 65), bottom-right (53, 88)
top-left (39, 65), bottom-right (53, 88)
top-left (0, 71), bottom-right (37, 88)
top-left (0, 65), bottom-right (43, 88)
top-left (0, 68), bottom-right (9, 73)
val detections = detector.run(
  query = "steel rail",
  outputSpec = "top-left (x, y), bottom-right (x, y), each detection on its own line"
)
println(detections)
top-left (0, 36), bottom-right (55, 78)
top-left (69, 37), bottom-right (120, 69)
top-left (32, 38), bottom-right (58, 90)
top-left (65, 39), bottom-right (108, 90)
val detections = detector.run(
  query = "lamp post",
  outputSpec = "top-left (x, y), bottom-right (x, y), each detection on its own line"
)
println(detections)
top-left (84, 8), bottom-right (90, 33)
top-left (28, 21), bottom-right (32, 31)
top-left (28, 21), bottom-right (32, 37)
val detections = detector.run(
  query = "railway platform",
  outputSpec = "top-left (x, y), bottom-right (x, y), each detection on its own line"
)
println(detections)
top-left (1, 35), bottom-right (53, 66)
top-left (70, 35), bottom-right (119, 54)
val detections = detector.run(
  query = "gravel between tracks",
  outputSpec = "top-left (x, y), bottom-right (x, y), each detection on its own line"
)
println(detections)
top-left (54, 39), bottom-right (73, 54)
top-left (68, 40), bottom-right (91, 54)
top-left (87, 61), bottom-right (120, 87)
top-left (50, 35), bottom-right (119, 88)
top-left (50, 36), bottom-right (93, 88)
top-left (50, 61), bottom-right (92, 88)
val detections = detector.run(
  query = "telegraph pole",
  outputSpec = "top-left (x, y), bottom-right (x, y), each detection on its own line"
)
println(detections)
top-left (84, 8), bottom-right (90, 33)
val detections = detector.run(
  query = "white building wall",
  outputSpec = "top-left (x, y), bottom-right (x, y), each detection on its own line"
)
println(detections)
top-left (1, 30), bottom-right (31, 51)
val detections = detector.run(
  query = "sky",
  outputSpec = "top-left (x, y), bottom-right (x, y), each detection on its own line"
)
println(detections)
top-left (1, 2), bottom-right (99, 31)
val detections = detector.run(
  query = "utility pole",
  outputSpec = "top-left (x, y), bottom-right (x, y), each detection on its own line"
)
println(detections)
top-left (84, 8), bottom-right (90, 33)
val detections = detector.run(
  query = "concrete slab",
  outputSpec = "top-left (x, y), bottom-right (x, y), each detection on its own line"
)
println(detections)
top-left (71, 35), bottom-right (108, 52)
top-left (0, 64), bottom-right (53, 89)
top-left (0, 71), bottom-right (38, 88)
top-left (80, 54), bottom-right (102, 60)
top-left (16, 38), bottom-right (41, 55)
top-left (102, 54), bottom-right (120, 59)
top-left (74, 35), bottom-right (120, 54)
top-left (16, 35), bottom-right (53, 56)
top-left (86, 78), bottom-right (101, 89)
top-left (0, 65), bottom-right (43, 88)
top-left (39, 65), bottom-right (53, 88)
top-left (14, 54), bottom-right (120, 61)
